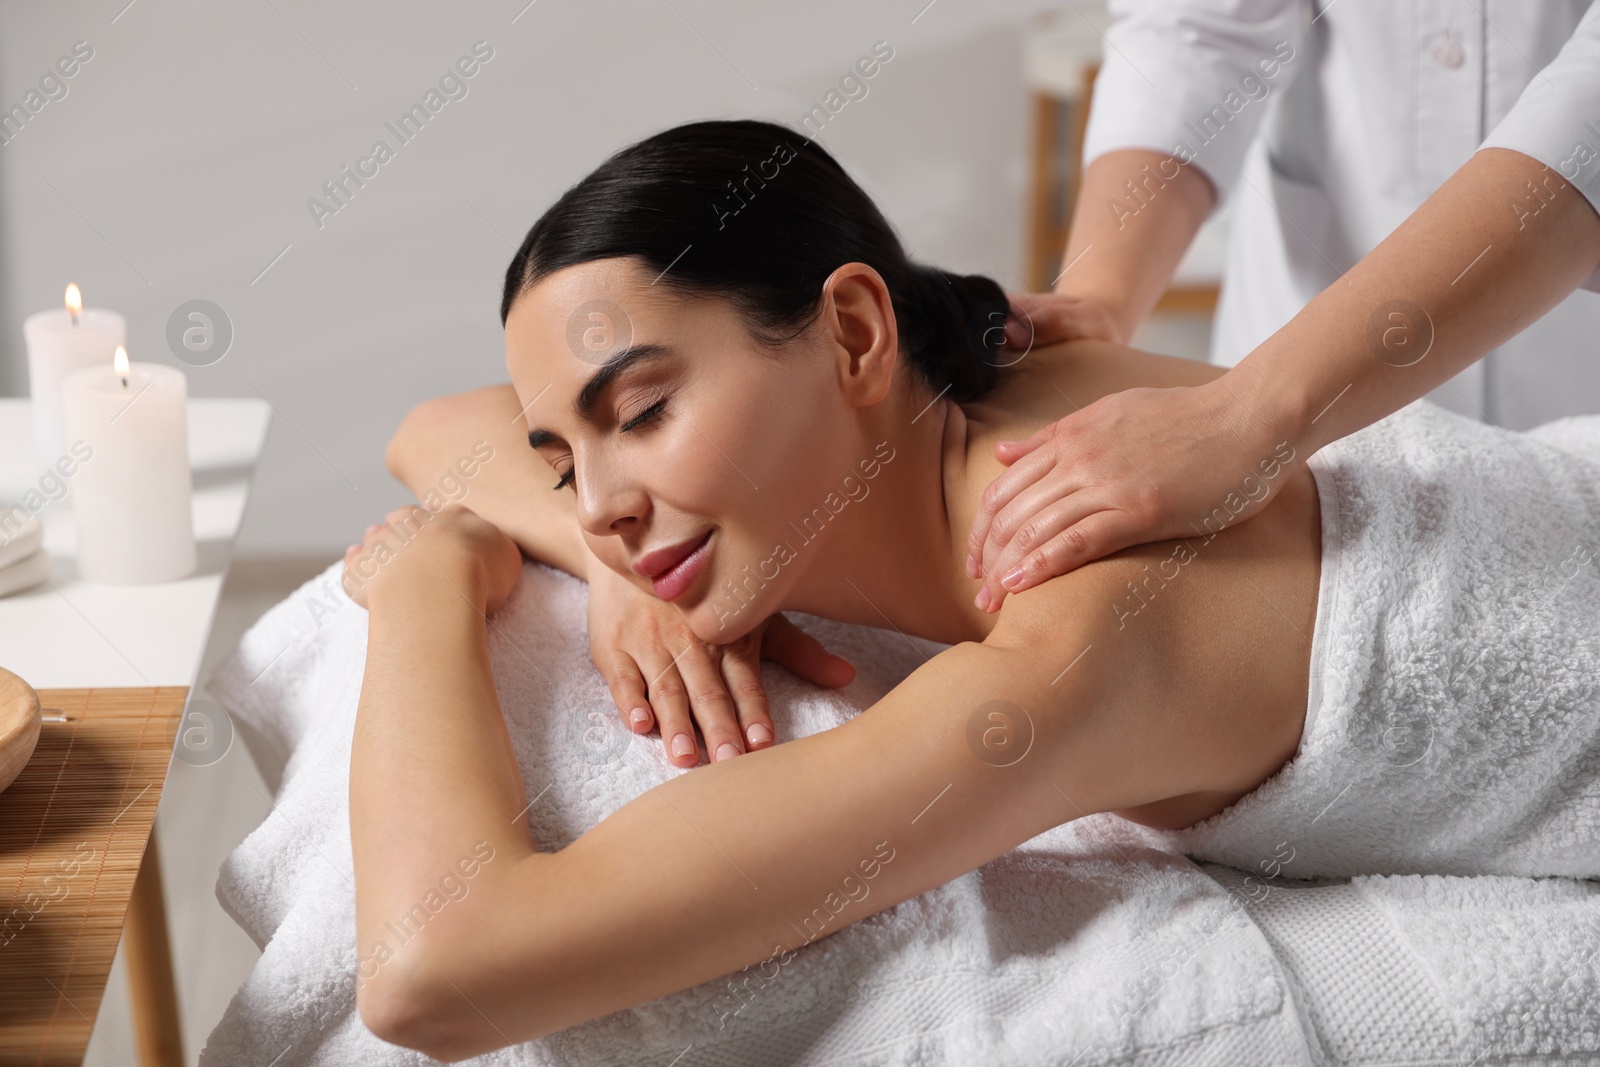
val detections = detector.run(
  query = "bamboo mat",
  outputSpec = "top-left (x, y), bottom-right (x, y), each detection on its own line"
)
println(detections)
top-left (0, 686), bottom-right (184, 1066)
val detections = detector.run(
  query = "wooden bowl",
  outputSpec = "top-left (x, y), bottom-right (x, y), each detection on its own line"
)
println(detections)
top-left (0, 667), bottom-right (41, 795)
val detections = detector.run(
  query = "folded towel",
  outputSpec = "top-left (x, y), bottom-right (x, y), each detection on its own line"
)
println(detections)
top-left (0, 509), bottom-right (48, 598)
top-left (0, 507), bottom-right (43, 569)
top-left (201, 545), bottom-right (1600, 1064)
top-left (1127, 400), bottom-right (1600, 880)
top-left (0, 553), bottom-right (49, 600)
top-left (1204, 864), bottom-right (1600, 1062)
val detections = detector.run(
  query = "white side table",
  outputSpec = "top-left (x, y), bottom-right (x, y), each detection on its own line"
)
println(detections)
top-left (0, 397), bottom-right (272, 689)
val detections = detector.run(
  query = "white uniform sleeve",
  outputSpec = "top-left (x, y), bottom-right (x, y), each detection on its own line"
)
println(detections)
top-left (1081, 0), bottom-right (1308, 208)
top-left (1478, 0), bottom-right (1600, 291)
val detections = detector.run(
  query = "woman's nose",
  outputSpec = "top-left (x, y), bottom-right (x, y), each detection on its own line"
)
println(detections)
top-left (574, 457), bottom-right (649, 537)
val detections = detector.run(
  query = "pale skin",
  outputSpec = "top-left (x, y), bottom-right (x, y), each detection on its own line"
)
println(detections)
top-left (473, 143), bottom-right (1599, 759)
top-left (968, 145), bottom-right (1600, 612)
top-left (380, 393), bottom-right (855, 771)
top-left (346, 256), bottom-right (1321, 1059)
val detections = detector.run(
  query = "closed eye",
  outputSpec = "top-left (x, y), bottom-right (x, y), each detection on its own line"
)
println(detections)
top-left (551, 396), bottom-right (670, 491)
top-left (621, 396), bottom-right (669, 433)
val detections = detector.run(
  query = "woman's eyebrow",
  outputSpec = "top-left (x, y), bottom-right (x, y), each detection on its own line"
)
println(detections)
top-left (526, 342), bottom-right (675, 448)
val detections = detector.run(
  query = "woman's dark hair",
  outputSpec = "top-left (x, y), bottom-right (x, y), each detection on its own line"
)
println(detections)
top-left (501, 119), bottom-right (1011, 402)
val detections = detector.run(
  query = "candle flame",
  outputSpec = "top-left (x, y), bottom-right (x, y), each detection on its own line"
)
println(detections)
top-left (113, 344), bottom-right (129, 386)
top-left (65, 283), bottom-right (81, 325)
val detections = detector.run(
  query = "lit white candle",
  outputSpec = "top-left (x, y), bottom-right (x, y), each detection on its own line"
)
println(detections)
top-left (60, 346), bottom-right (196, 585)
top-left (23, 284), bottom-right (127, 471)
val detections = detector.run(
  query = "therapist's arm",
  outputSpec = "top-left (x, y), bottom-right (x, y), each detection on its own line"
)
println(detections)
top-left (1004, 0), bottom-right (1305, 350)
top-left (1245, 147), bottom-right (1600, 457)
top-left (1009, 148), bottom-right (1216, 347)
top-left (970, 145), bottom-right (1600, 609)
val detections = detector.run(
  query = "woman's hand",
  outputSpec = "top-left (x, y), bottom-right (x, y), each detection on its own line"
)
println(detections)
top-left (1001, 289), bottom-right (1131, 350)
top-left (966, 375), bottom-right (1295, 612)
top-left (342, 503), bottom-right (523, 615)
top-left (585, 562), bottom-right (856, 768)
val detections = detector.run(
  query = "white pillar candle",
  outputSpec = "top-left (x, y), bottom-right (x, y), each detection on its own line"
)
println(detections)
top-left (60, 348), bottom-right (196, 585)
top-left (24, 285), bottom-right (127, 472)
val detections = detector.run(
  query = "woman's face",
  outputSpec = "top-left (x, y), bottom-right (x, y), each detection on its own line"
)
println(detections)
top-left (505, 256), bottom-right (878, 643)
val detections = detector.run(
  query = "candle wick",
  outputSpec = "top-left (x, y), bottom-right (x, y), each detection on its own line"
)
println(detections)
top-left (69, 312), bottom-right (79, 326)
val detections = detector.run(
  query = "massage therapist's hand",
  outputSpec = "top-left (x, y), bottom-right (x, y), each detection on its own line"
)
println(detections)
top-left (967, 375), bottom-right (1293, 612)
top-left (341, 502), bottom-right (523, 615)
top-left (999, 289), bottom-right (1131, 350)
top-left (585, 561), bottom-right (856, 768)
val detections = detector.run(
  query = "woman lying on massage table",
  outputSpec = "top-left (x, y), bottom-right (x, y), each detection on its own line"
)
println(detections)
top-left (341, 119), bottom-right (1595, 1059)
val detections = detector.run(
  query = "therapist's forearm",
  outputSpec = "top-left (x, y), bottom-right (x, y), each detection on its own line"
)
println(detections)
top-left (1056, 149), bottom-right (1217, 341)
top-left (1231, 147), bottom-right (1600, 455)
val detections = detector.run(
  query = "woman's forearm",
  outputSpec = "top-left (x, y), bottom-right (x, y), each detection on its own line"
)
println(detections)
top-left (349, 556), bottom-right (547, 1039)
top-left (387, 384), bottom-right (595, 580)
top-left (1056, 149), bottom-right (1217, 341)
top-left (1230, 147), bottom-right (1600, 457)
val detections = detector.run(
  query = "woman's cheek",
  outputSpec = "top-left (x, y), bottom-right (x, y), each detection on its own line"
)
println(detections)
top-left (583, 534), bottom-right (631, 581)
top-left (672, 420), bottom-right (741, 506)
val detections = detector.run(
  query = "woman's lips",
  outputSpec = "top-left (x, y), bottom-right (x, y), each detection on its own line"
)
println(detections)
top-left (649, 530), bottom-right (713, 602)
top-left (633, 529), bottom-right (709, 578)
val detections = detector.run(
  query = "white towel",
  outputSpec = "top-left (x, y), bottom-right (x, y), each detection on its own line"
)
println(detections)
top-left (0, 509), bottom-right (49, 598)
top-left (201, 538), bottom-right (1600, 1061)
top-left (1129, 400), bottom-right (1600, 881)
top-left (1203, 863), bottom-right (1600, 1062)
top-left (199, 559), bottom-right (1312, 1065)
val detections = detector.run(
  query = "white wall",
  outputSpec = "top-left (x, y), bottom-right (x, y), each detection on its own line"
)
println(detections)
top-left (0, 0), bottom-right (1126, 557)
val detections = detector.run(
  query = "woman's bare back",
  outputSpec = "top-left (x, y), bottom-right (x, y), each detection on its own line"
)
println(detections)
top-left (955, 340), bottom-right (1324, 829)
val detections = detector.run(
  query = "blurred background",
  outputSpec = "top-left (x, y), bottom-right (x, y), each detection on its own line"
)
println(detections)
top-left (0, 0), bottom-right (1223, 1059)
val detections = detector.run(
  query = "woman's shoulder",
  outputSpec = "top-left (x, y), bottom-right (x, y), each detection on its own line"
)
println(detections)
top-left (944, 340), bottom-right (1234, 635)
top-left (958, 339), bottom-right (1227, 450)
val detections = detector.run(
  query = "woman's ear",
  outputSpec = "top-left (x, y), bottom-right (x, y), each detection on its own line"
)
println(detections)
top-left (819, 262), bottom-right (899, 408)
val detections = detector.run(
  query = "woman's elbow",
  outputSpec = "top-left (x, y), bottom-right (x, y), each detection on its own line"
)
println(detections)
top-left (355, 955), bottom-right (442, 1055)
top-left (356, 953), bottom-right (492, 1061)
top-left (355, 857), bottom-right (575, 1055)
top-left (355, 927), bottom-right (562, 1059)
top-left (383, 399), bottom-right (442, 485)
top-left (384, 385), bottom-right (519, 485)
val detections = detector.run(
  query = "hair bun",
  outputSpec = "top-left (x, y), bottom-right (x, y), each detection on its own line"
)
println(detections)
top-left (902, 265), bottom-right (1011, 402)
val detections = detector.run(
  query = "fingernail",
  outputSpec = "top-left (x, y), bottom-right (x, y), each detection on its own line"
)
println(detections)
top-left (746, 722), bottom-right (772, 746)
top-left (345, 542), bottom-right (360, 555)
top-left (671, 733), bottom-right (695, 759)
top-left (629, 706), bottom-right (650, 727)
top-left (714, 742), bottom-right (741, 762)
top-left (1001, 567), bottom-right (1025, 590)
top-left (367, 523), bottom-right (382, 534)
top-left (975, 586), bottom-right (991, 611)
top-left (966, 553), bottom-right (979, 578)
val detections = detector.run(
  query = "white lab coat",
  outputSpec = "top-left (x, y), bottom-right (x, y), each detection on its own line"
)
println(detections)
top-left (1083, 0), bottom-right (1600, 429)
